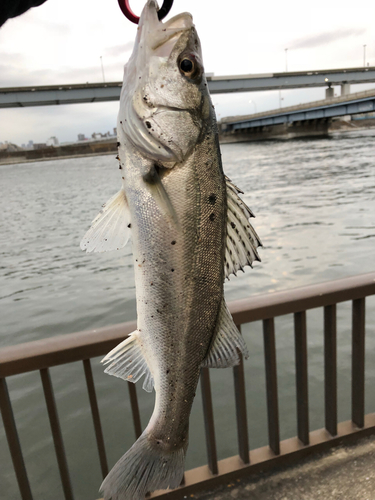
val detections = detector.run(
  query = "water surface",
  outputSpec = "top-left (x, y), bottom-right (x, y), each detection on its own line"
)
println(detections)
top-left (1, 130), bottom-right (374, 500)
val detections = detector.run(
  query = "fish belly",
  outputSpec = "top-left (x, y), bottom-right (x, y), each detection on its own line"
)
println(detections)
top-left (129, 133), bottom-right (226, 445)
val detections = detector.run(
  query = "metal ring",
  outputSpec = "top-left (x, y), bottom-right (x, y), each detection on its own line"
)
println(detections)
top-left (118, 0), bottom-right (173, 24)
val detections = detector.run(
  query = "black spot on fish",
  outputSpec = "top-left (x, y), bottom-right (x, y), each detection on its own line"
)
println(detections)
top-left (208, 194), bottom-right (217, 205)
top-left (145, 121), bottom-right (151, 128)
top-left (171, 240), bottom-right (176, 245)
top-left (116, 142), bottom-right (120, 147)
top-left (119, 165), bottom-right (122, 169)
top-left (231, 222), bottom-right (236, 229)
top-left (171, 268), bottom-right (174, 272)
top-left (209, 213), bottom-right (215, 222)
top-left (166, 369), bottom-right (170, 374)
top-left (127, 223), bottom-right (131, 228)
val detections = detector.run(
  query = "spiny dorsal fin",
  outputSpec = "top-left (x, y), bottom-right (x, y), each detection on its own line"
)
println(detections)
top-left (80, 189), bottom-right (131, 253)
top-left (101, 331), bottom-right (154, 393)
top-left (224, 176), bottom-right (262, 279)
top-left (202, 300), bottom-right (249, 368)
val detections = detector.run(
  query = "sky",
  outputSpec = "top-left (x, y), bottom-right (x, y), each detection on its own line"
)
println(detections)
top-left (0, 0), bottom-right (374, 145)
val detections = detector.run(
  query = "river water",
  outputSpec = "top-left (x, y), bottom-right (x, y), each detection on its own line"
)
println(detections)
top-left (1, 130), bottom-right (375, 500)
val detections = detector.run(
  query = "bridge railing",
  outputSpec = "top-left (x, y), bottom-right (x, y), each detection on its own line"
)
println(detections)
top-left (1, 272), bottom-right (375, 500)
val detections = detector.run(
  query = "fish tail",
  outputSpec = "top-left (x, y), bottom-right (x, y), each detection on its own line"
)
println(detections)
top-left (100, 431), bottom-right (185, 500)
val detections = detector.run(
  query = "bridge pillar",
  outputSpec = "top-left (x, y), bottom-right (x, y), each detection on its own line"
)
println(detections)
top-left (340, 83), bottom-right (351, 96)
top-left (326, 86), bottom-right (334, 99)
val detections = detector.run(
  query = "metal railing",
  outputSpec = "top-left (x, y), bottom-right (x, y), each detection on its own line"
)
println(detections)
top-left (1, 272), bottom-right (375, 500)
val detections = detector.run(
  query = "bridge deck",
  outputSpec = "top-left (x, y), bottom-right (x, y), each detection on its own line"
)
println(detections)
top-left (220, 89), bottom-right (375, 131)
top-left (1, 66), bottom-right (375, 108)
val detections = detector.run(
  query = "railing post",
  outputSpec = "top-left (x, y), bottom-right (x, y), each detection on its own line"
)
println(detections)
top-left (233, 326), bottom-right (250, 463)
top-left (324, 304), bottom-right (337, 436)
top-left (82, 359), bottom-right (108, 478)
top-left (352, 298), bottom-right (365, 428)
top-left (263, 318), bottom-right (280, 455)
top-left (40, 368), bottom-right (74, 500)
top-left (127, 382), bottom-right (142, 439)
top-left (0, 378), bottom-right (33, 500)
top-left (200, 367), bottom-right (218, 475)
top-left (294, 311), bottom-right (309, 445)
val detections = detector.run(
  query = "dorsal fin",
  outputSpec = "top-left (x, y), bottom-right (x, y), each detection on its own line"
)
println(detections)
top-left (224, 176), bottom-right (262, 279)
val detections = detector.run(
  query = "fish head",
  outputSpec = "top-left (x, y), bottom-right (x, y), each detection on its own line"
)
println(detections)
top-left (119, 0), bottom-right (211, 164)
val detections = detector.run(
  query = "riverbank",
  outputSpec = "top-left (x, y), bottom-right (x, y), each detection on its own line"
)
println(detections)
top-left (0, 137), bottom-right (117, 165)
top-left (1, 120), bottom-right (375, 166)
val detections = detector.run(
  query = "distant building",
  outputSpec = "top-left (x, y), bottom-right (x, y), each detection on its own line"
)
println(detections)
top-left (46, 136), bottom-right (59, 146)
top-left (91, 132), bottom-right (103, 140)
top-left (33, 143), bottom-right (47, 150)
top-left (77, 133), bottom-right (86, 141)
top-left (113, 127), bottom-right (117, 135)
top-left (27, 140), bottom-right (34, 149)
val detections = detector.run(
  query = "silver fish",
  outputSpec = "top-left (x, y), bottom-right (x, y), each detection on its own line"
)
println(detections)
top-left (80, 1), bottom-right (262, 499)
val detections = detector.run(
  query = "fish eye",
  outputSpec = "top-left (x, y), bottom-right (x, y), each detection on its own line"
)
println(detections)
top-left (179, 58), bottom-right (194, 74)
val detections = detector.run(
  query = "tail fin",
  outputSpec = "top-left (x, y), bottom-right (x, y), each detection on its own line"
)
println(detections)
top-left (100, 431), bottom-right (185, 500)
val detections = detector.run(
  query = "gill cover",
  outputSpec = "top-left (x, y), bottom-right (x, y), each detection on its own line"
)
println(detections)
top-left (118, 0), bottom-right (205, 163)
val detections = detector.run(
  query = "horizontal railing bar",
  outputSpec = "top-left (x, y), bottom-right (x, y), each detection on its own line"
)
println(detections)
top-left (150, 414), bottom-right (375, 499)
top-left (0, 321), bottom-right (136, 378)
top-left (230, 272), bottom-right (375, 325)
top-left (1, 273), bottom-right (375, 377)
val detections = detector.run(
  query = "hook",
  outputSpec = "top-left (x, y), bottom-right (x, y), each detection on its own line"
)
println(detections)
top-left (118, 0), bottom-right (173, 24)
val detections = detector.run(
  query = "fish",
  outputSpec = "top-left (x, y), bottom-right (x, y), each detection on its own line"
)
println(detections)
top-left (80, 1), bottom-right (262, 499)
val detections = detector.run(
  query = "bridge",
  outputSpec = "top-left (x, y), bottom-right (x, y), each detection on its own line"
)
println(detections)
top-left (219, 89), bottom-right (375, 142)
top-left (1, 66), bottom-right (375, 108)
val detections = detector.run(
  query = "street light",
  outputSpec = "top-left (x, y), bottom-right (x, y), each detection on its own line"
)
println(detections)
top-left (100, 56), bottom-right (105, 83)
top-left (249, 100), bottom-right (257, 114)
top-left (285, 48), bottom-right (288, 72)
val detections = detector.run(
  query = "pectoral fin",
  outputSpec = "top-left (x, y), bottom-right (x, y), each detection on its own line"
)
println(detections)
top-left (143, 165), bottom-right (180, 228)
top-left (102, 331), bottom-right (154, 393)
top-left (202, 300), bottom-right (249, 368)
top-left (224, 176), bottom-right (262, 279)
top-left (80, 189), bottom-right (131, 253)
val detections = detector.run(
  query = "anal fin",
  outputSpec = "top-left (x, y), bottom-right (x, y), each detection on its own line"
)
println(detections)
top-left (202, 300), bottom-right (249, 368)
top-left (102, 331), bottom-right (154, 392)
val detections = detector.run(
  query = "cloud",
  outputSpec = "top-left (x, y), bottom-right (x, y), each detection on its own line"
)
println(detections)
top-left (105, 42), bottom-right (134, 58)
top-left (0, 61), bottom-right (124, 87)
top-left (289, 27), bottom-right (367, 50)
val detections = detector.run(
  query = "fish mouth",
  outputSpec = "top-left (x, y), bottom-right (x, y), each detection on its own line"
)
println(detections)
top-left (138, 1), bottom-right (193, 58)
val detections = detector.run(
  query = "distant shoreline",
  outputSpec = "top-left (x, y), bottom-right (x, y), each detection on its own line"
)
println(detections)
top-left (0, 150), bottom-right (116, 166)
top-left (1, 121), bottom-right (374, 166)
